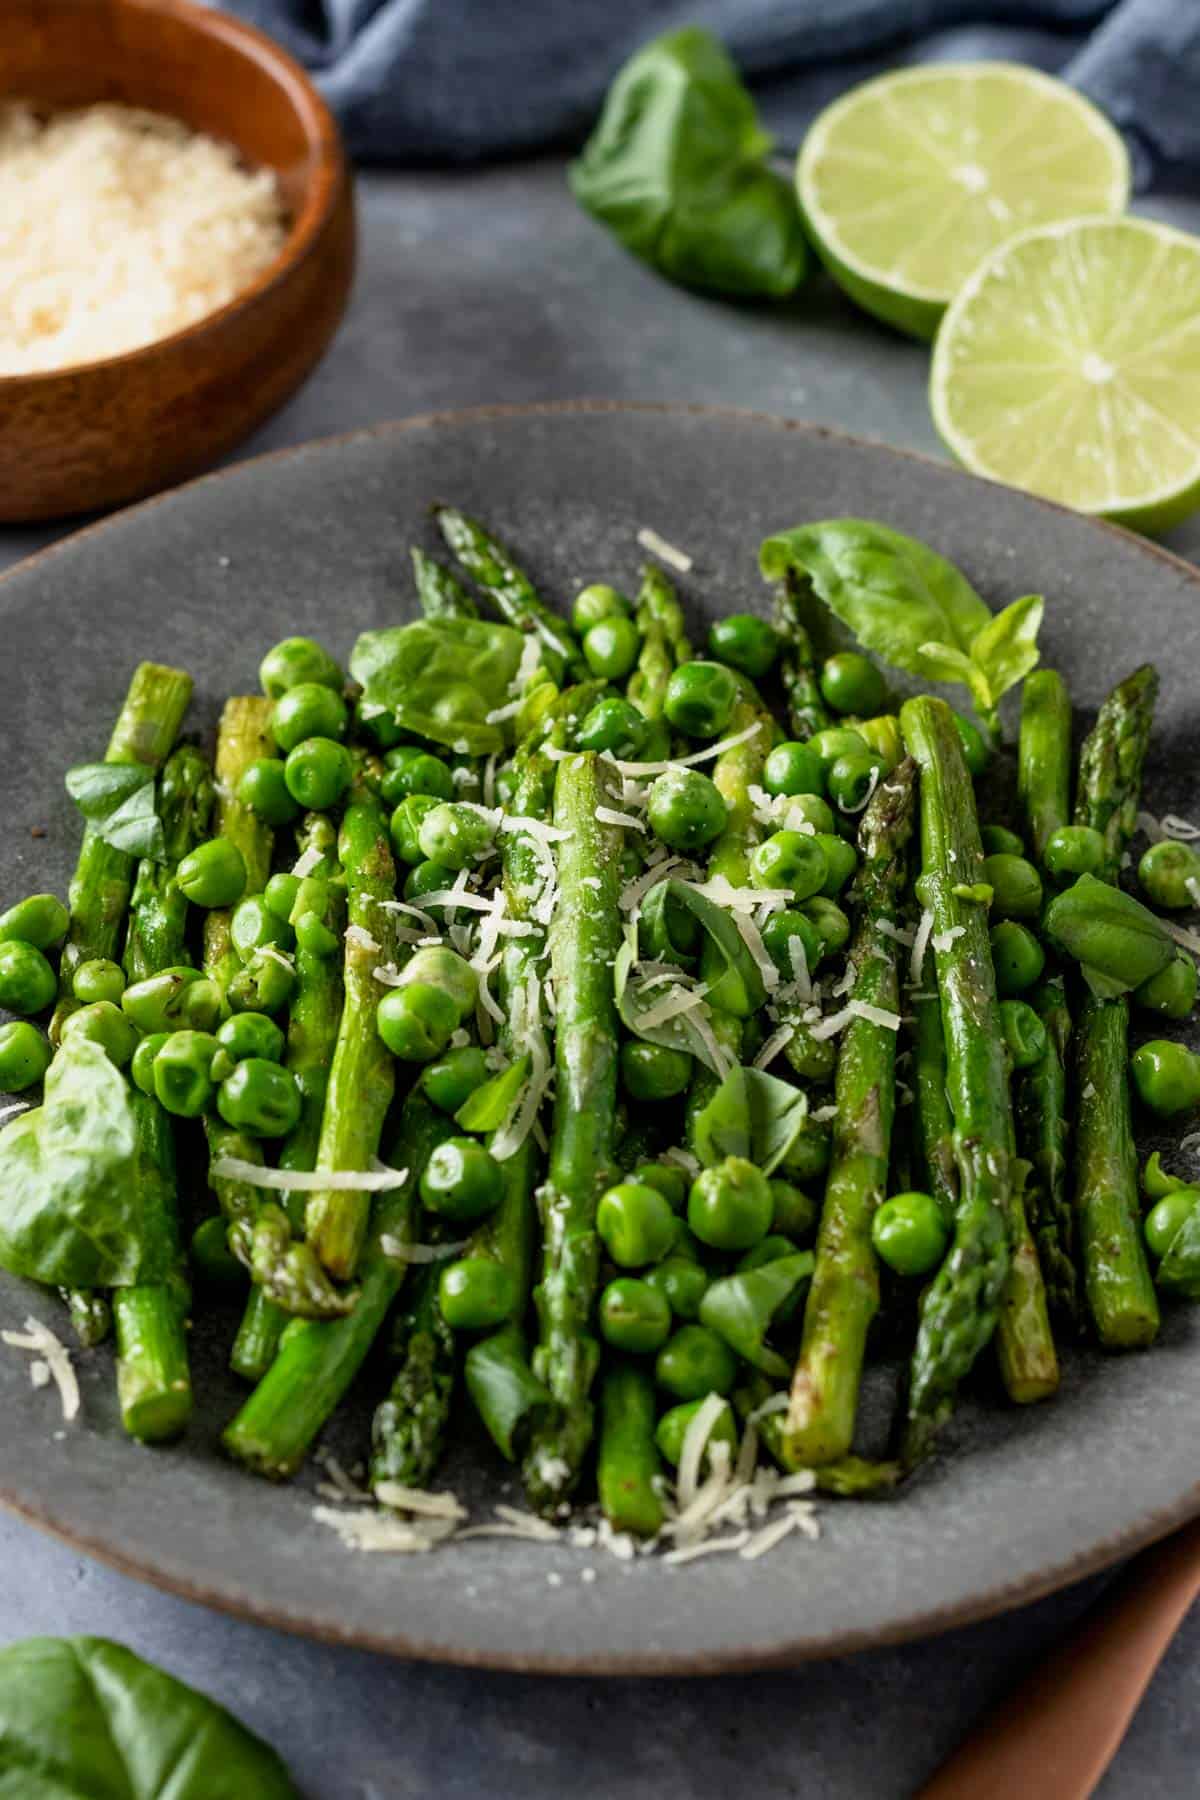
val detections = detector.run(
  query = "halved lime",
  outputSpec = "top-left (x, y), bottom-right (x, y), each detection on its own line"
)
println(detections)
top-left (931, 216), bottom-right (1200, 533)
top-left (797, 64), bottom-right (1130, 340)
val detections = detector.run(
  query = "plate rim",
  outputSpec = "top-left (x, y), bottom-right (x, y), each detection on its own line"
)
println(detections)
top-left (3, 399), bottom-right (1199, 1675)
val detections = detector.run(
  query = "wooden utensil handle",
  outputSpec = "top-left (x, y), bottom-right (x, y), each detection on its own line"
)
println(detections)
top-left (920, 1514), bottom-right (1200, 1800)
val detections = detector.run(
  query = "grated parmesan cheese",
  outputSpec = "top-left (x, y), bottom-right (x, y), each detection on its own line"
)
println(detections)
top-left (1163, 814), bottom-right (1200, 841)
top-left (636, 527), bottom-right (693, 572)
top-left (0, 103), bottom-right (287, 374)
top-left (211, 1156), bottom-right (408, 1193)
top-left (931, 926), bottom-right (966, 953)
top-left (2, 1316), bottom-right (79, 1422)
top-left (910, 909), bottom-right (934, 985)
top-left (379, 1236), bottom-right (468, 1264)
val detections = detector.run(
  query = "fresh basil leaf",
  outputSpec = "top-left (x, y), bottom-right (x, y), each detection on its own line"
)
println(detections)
top-left (698, 1252), bottom-right (814, 1376)
top-left (455, 1054), bottom-right (531, 1135)
top-left (0, 1635), bottom-right (298, 1798)
top-left (614, 936), bottom-right (724, 1075)
top-left (638, 881), bottom-right (700, 968)
top-left (651, 881), bottom-right (765, 1018)
top-left (569, 27), bottom-right (807, 299)
top-left (692, 1064), bottom-right (810, 1175)
top-left (350, 618), bottom-right (529, 756)
top-left (969, 593), bottom-right (1044, 703)
top-left (464, 1323), bottom-right (554, 1462)
top-left (760, 520), bottom-right (991, 681)
top-left (915, 641), bottom-right (995, 714)
top-left (65, 762), bottom-right (165, 860)
top-left (98, 781), bottom-right (166, 860)
top-left (0, 1040), bottom-right (174, 1287)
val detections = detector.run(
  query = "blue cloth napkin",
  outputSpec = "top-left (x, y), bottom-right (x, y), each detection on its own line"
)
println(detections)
top-left (226, 0), bottom-right (1200, 185)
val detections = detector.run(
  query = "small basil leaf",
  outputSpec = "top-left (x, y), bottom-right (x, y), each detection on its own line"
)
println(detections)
top-left (570, 28), bottom-right (807, 300)
top-left (455, 1054), bottom-right (532, 1135)
top-left (464, 1324), bottom-right (554, 1461)
top-left (0, 1635), bottom-right (298, 1797)
top-left (916, 641), bottom-right (994, 714)
top-left (65, 762), bottom-right (154, 816)
top-left (969, 593), bottom-right (1044, 703)
top-left (648, 880), bottom-right (765, 1019)
top-left (638, 882), bottom-right (700, 968)
top-left (699, 1252), bottom-right (814, 1375)
top-left (614, 937), bottom-right (724, 1075)
top-left (349, 618), bottom-right (529, 756)
top-left (692, 1064), bottom-right (810, 1175)
top-left (99, 782), bottom-right (166, 861)
top-left (760, 520), bottom-right (991, 678)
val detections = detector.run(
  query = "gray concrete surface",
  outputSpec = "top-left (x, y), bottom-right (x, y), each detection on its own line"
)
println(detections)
top-left (2, 159), bottom-right (1199, 1797)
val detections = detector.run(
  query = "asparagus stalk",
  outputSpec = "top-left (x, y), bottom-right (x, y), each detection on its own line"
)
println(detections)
top-left (522, 752), bottom-right (625, 1513)
top-left (433, 505), bottom-right (585, 678)
top-left (627, 563), bottom-right (691, 717)
top-left (900, 697), bottom-right (1022, 1463)
top-left (1018, 669), bottom-right (1072, 866)
top-left (785, 759), bottom-right (915, 1465)
top-left (1072, 666), bottom-right (1160, 1349)
top-left (230, 815), bottom-right (345, 1381)
top-left (223, 1096), bottom-right (449, 1478)
top-left (910, 993), bottom-right (958, 1231)
top-left (60, 1288), bottom-right (111, 1349)
top-left (52, 662), bottom-right (193, 1037)
top-left (597, 1361), bottom-right (665, 1538)
top-left (305, 783), bottom-right (402, 1280)
top-left (123, 745), bottom-right (214, 982)
top-left (411, 547), bottom-right (479, 621)
top-left (114, 1096), bottom-right (191, 1442)
top-left (369, 1259), bottom-right (457, 1488)
top-left (201, 697), bottom-right (275, 1000)
top-left (774, 572), bottom-right (831, 741)
top-left (1014, 984), bottom-right (1081, 1332)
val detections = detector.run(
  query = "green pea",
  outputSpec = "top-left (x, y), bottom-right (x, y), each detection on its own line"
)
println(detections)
top-left (390, 794), bottom-right (441, 865)
top-left (630, 1162), bottom-right (689, 1213)
top-left (0, 1021), bottom-right (51, 1092)
top-left (1139, 840), bottom-right (1200, 911)
top-left (231, 897), bottom-right (295, 962)
top-left (981, 825), bottom-right (1025, 857)
top-left (761, 910), bottom-right (824, 979)
top-left (1043, 825), bottom-right (1105, 882)
top-left (800, 896), bottom-right (851, 956)
top-left (237, 758), bottom-right (302, 827)
top-left (177, 839), bottom-right (247, 910)
top-left (778, 792), bottom-right (836, 835)
top-left (582, 615), bottom-right (640, 682)
top-left (404, 860), bottom-right (456, 904)
top-left (655, 1396), bottom-right (738, 1466)
top-left (190, 1215), bottom-right (245, 1288)
top-left (663, 662), bottom-right (738, 740)
top-left (572, 583), bottom-right (631, 634)
top-left (128, 1033), bottom-right (168, 1097)
top-left (62, 1004), bottom-right (136, 1070)
top-left (990, 921), bottom-right (1046, 996)
top-left (809, 726), bottom-right (867, 771)
top-left (259, 636), bottom-right (343, 699)
top-left (770, 1180), bottom-right (818, 1242)
top-left (597, 1181), bottom-right (679, 1268)
top-left (707, 614), bottom-right (780, 680)
top-left (688, 1156), bottom-right (773, 1251)
top-left (750, 830), bottom-right (827, 900)
top-left (295, 911), bottom-right (339, 957)
top-left (950, 712), bottom-right (989, 777)
top-left (827, 748), bottom-right (884, 814)
top-left (420, 1137), bottom-right (503, 1221)
top-left (576, 697), bottom-right (648, 759)
top-left (855, 715), bottom-right (903, 773)
top-left (153, 1031), bottom-right (220, 1117)
top-left (1134, 954), bottom-right (1199, 1021)
top-left (283, 738), bottom-right (353, 812)
top-left (0, 893), bottom-right (69, 951)
top-left (421, 1044), bottom-right (489, 1114)
top-left (819, 651), bottom-right (885, 717)
top-left (872, 1191), bottom-right (950, 1276)
top-left (263, 873), bottom-right (301, 923)
top-left (655, 1324), bottom-right (737, 1401)
top-left (762, 741), bottom-right (824, 800)
top-left (380, 747), bottom-right (456, 808)
top-left (216, 1011), bottom-right (285, 1064)
top-left (399, 945), bottom-right (478, 1023)
top-left (438, 1257), bottom-right (515, 1331)
top-left (1131, 1040), bottom-right (1200, 1118)
top-left (216, 1057), bottom-right (302, 1137)
top-left (1145, 1188), bottom-right (1200, 1260)
top-left (226, 952), bottom-right (295, 1017)
top-left (270, 684), bottom-right (348, 757)
top-left (620, 1039), bottom-right (692, 1102)
top-left (0, 941), bottom-right (56, 1017)
top-left (982, 853), bottom-right (1043, 921)
top-left (646, 769), bottom-right (726, 852)
top-left (999, 999), bottom-right (1048, 1069)
top-left (377, 984), bottom-right (458, 1061)
top-left (417, 802), bottom-right (495, 871)
top-left (598, 1277), bottom-right (672, 1353)
top-left (644, 1255), bottom-right (709, 1321)
top-left (778, 1116), bottom-right (832, 1185)
top-left (72, 958), bottom-right (126, 1006)
top-left (812, 832), bottom-right (857, 897)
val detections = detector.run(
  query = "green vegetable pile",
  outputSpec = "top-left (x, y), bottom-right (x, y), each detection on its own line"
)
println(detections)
top-left (1, 505), bottom-right (1197, 1551)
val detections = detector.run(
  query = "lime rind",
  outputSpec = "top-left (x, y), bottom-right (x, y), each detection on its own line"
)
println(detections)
top-left (929, 216), bottom-right (1200, 534)
top-left (797, 63), bottom-right (1131, 341)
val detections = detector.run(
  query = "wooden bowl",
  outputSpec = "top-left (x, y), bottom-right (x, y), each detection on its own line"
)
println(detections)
top-left (0, 0), bottom-right (355, 521)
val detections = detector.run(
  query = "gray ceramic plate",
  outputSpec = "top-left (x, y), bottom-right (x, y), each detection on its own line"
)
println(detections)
top-left (1, 403), bottom-right (1198, 1674)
